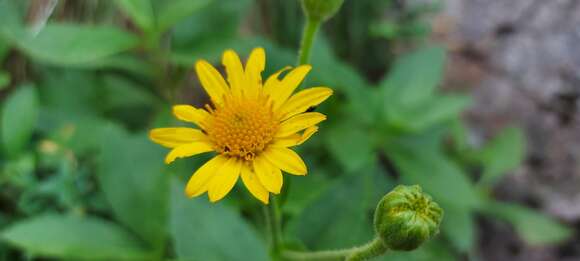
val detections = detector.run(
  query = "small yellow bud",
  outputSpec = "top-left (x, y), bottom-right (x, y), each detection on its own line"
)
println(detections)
top-left (300, 0), bottom-right (344, 22)
top-left (373, 185), bottom-right (443, 251)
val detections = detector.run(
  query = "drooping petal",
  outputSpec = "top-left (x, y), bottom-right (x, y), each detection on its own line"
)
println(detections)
top-left (185, 155), bottom-right (228, 197)
top-left (195, 60), bottom-right (229, 105)
top-left (253, 155), bottom-right (283, 194)
top-left (267, 65), bottom-right (312, 110)
top-left (164, 141), bottom-right (214, 164)
top-left (244, 47), bottom-right (265, 98)
top-left (276, 87), bottom-right (333, 120)
top-left (240, 164), bottom-right (269, 204)
top-left (271, 126), bottom-right (318, 147)
top-left (208, 157), bottom-right (243, 202)
top-left (172, 105), bottom-right (210, 128)
top-left (222, 49), bottom-right (245, 98)
top-left (149, 127), bottom-right (207, 148)
top-left (276, 112), bottom-right (326, 137)
top-left (263, 147), bottom-right (307, 175)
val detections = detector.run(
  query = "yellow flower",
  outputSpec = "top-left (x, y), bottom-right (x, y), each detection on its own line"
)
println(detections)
top-left (149, 48), bottom-right (332, 204)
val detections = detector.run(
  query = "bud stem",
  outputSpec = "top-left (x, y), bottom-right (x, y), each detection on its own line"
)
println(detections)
top-left (298, 18), bottom-right (321, 65)
top-left (281, 237), bottom-right (388, 261)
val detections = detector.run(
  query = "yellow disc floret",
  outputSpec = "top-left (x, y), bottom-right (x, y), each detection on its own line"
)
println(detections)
top-left (205, 96), bottom-right (278, 161)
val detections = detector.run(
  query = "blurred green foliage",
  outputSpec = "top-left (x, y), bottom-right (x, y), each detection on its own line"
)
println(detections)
top-left (0, 0), bottom-right (571, 260)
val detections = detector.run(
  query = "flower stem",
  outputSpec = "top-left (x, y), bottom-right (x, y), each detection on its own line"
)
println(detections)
top-left (281, 238), bottom-right (388, 261)
top-left (298, 18), bottom-right (321, 65)
top-left (264, 196), bottom-right (283, 257)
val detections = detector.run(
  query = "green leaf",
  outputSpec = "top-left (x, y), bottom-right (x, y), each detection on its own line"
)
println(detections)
top-left (102, 75), bottom-right (158, 110)
top-left (156, 0), bottom-right (212, 33)
top-left (5, 24), bottom-right (138, 66)
top-left (441, 204), bottom-right (475, 252)
top-left (288, 173), bottom-right (375, 250)
top-left (1, 215), bottom-right (148, 260)
top-left (98, 125), bottom-right (169, 249)
top-left (386, 94), bottom-right (471, 132)
top-left (483, 201), bottom-right (572, 245)
top-left (324, 123), bottom-right (375, 173)
top-left (114, 0), bottom-right (155, 32)
top-left (384, 137), bottom-right (480, 209)
top-left (380, 46), bottom-right (446, 106)
top-left (169, 179), bottom-right (267, 261)
top-left (478, 127), bottom-right (525, 187)
top-left (1, 84), bottom-right (38, 157)
top-left (0, 71), bottom-right (9, 90)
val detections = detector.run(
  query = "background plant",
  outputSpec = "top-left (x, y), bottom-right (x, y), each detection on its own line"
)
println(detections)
top-left (0, 0), bottom-right (572, 260)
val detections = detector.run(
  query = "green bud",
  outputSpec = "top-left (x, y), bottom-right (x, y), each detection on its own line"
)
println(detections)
top-left (300, 0), bottom-right (344, 22)
top-left (373, 185), bottom-right (443, 251)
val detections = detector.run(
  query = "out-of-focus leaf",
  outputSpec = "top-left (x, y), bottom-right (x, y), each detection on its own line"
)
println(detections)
top-left (482, 201), bottom-right (572, 245)
top-left (114, 0), bottom-right (155, 32)
top-left (387, 94), bottom-right (471, 132)
top-left (0, 71), bottom-right (9, 90)
top-left (1, 215), bottom-right (149, 260)
top-left (283, 170), bottom-right (331, 217)
top-left (478, 127), bottom-right (525, 187)
top-left (380, 240), bottom-right (454, 261)
top-left (380, 46), bottom-right (446, 106)
top-left (384, 137), bottom-right (480, 210)
top-left (102, 75), bottom-right (158, 110)
top-left (441, 204), bottom-right (475, 252)
top-left (1, 84), bottom-right (38, 157)
top-left (288, 173), bottom-right (375, 250)
top-left (169, 179), bottom-right (267, 261)
top-left (156, 0), bottom-right (212, 33)
top-left (98, 125), bottom-right (169, 249)
top-left (4, 24), bottom-right (138, 66)
top-left (324, 123), bottom-right (375, 173)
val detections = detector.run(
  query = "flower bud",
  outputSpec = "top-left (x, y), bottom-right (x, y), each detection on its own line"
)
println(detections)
top-left (373, 185), bottom-right (443, 251)
top-left (301, 0), bottom-right (344, 22)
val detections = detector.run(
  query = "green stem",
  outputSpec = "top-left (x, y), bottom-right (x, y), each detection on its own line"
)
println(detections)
top-left (264, 196), bottom-right (283, 257)
top-left (298, 18), bottom-right (321, 65)
top-left (281, 238), bottom-right (388, 261)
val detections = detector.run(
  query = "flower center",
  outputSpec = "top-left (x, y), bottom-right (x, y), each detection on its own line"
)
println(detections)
top-left (205, 97), bottom-right (278, 161)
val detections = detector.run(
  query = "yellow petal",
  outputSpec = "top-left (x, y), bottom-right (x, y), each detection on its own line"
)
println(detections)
top-left (208, 157), bottom-right (242, 202)
top-left (271, 126), bottom-right (318, 147)
top-left (276, 112), bottom-right (326, 137)
top-left (222, 49), bottom-right (245, 98)
top-left (240, 164), bottom-right (269, 204)
top-left (263, 66), bottom-right (291, 97)
top-left (244, 47), bottom-right (265, 98)
top-left (253, 156), bottom-right (283, 194)
top-left (195, 60), bottom-right (229, 105)
top-left (164, 141), bottom-right (214, 164)
top-left (185, 155), bottom-right (228, 197)
top-left (263, 147), bottom-right (307, 175)
top-left (149, 127), bottom-right (207, 148)
top-left (276, 87), bottom-right (333, 120)
top-left (172, 105), bottom-right (209, 128)
top-left (268, 65), bottom-right (311, 110)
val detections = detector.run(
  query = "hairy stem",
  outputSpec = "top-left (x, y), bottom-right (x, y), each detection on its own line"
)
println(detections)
top-left (298, 18), bottom-right (321, 65)
top-left (282, 238), bottom-right (388, 261)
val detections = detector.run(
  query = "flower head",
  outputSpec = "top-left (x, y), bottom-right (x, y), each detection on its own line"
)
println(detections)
top-left (373, 185), bottom-right (443, 251)
top-left (149, 48), bottom-right (332, 204)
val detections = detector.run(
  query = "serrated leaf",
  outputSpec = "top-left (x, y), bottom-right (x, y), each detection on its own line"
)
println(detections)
top-left (478, 127), bottom-right (525, 187)
top-left (1, 215), bottom-right (148, 260)
top-left (1, 84), bottom-right (38, 157)
top-left (169, 179), bottom-right (267, 261)
top-left (483, 201), bottom-right (572, 245)
top-left (4, 24), bottom-right (138, 66)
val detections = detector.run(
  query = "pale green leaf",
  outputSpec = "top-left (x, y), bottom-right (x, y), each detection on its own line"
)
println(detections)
top-left (479, 127), bottom-right (526, 187)
top-left (1, 84), bottom-right (38, 157)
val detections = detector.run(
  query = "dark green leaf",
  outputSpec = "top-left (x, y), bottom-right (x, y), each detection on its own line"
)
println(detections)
top-left (156, 0), bottom-right (212, 33)
top-left (169, 179), bottom-right (268, 261)
top-left (0, 71), bottom-right (9, 90)
top-left (114, 0), bottom-right (155, 32)
top-left (1, 84), bottom-right (38, 157)
top-left (1, 215), bottom-right (148, 260)
top-left (324, 123), bottom-right (375, 173)
top-left (482, 201), bottom-right (572, 245)
top-left (478, 127), bottom-right (526, 187)
top-left (5, 24), bottom-right (138, 66)
top-left (98, 125), bottom-right (169, 249)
